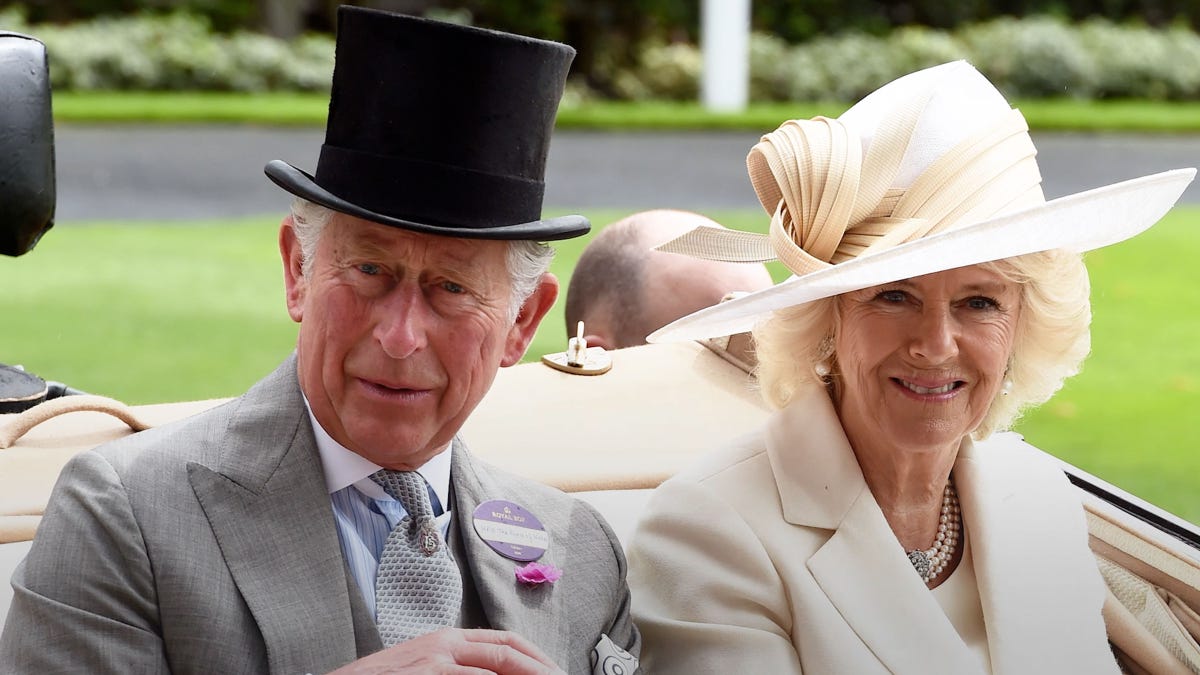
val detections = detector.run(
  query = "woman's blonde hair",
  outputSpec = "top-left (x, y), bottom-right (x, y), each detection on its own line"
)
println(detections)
top-left (753, 249), bottom-right (1092, 438)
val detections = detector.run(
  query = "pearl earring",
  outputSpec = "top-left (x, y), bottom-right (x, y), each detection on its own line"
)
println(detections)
top-left (816, 333), bottom-right (835, 381)
top-left (814, 334), bottom-right (835, 380)
top-left (1001, 378), bottom-right (1013, 396)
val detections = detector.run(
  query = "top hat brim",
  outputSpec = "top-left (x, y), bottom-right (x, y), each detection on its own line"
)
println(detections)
top-left (266, 160), bottom-right (589, 242)
top-left (648, 168), bottom-right (1196, 343)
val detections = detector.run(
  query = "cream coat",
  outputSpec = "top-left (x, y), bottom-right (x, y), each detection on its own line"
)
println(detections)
top-left (627, 383), bottom-right (1118, 674)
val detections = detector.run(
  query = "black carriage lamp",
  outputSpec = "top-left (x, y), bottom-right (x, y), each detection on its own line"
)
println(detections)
top-left (0, 31), bottom-right (55, 258)
top-left (0, 31), bottom-right (79, 413)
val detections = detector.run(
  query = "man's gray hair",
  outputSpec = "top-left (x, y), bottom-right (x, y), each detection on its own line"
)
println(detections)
top-left (289, 198), bottom-right (553, 323)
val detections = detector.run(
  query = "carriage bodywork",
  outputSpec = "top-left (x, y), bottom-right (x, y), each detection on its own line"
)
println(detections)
top-left (2, 339), bottom-right (1198, 671)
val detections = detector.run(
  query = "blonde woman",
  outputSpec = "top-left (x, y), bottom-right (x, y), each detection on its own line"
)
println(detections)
top-left (626, 61), bottom-right (1194, 674)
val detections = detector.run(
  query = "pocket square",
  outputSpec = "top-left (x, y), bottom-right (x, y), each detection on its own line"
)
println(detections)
top-left (590, 633), bottom-right (639, 674)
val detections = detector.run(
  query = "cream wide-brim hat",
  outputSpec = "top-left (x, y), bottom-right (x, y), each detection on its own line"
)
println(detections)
top-left (648, 61), bottom-right (1195, 343)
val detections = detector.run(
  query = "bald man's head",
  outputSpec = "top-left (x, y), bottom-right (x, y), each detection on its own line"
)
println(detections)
top-left (565, 210), bottom-right (774, 349)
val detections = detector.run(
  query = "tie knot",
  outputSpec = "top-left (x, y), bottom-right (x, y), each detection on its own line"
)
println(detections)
top-left (369, 469), bottom-right (434, 521)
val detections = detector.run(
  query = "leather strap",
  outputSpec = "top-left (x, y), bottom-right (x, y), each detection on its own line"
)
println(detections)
top-left (0, 395), bottom-right (150, 450)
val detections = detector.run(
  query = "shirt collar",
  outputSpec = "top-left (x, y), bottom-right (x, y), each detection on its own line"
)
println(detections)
top-left (304, 396), bottom-right (452, 509)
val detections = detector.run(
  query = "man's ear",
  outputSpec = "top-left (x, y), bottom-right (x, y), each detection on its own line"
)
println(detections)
top-left (279, 216), bottom-right (306, 323)
top-left (583, 333), bottom-right (614, 351)
top-left (502, 273), bottom-right (559, 367)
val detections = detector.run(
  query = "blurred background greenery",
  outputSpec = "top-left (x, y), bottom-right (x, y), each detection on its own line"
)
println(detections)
top-left (6, 1), bottom-right (1200, 107)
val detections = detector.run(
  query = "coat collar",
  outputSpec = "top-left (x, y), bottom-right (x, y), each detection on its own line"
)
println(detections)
top-left (954, 434), bottom-right (1116, 673)
top-left (187, 355), bottom-right (369, 673)
top-left (765, 385), bottom-right (1112, 674)
top-left (767, 384), bottom-right (981, 673)
top-left (766, 382), bottom-right (865, 529)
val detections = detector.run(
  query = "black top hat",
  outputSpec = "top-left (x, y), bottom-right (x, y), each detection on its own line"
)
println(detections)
top-left (265, 6), bottom-right (588, 241)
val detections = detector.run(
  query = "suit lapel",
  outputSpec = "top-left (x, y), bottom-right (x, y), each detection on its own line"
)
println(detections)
top-left (449, 439), bottom-right (569, 663)
top-left (806, 486), bottom-right (982, 674)
top-left (769, 385), bottom-right (980, 674)
top-left (188, 357), bottom-right (363, 674)
top-left (955, 434), bottom-right (1116, 674)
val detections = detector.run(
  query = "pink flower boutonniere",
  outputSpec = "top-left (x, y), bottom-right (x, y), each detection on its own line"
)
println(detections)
top-left (515, 561), bottom-right (562, 586)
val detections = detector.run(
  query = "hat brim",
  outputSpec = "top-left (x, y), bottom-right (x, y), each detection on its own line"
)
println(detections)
top-left (265, 160), bottom-right (589, 241)
top-left (648, 168), bottom-right (1196, 343)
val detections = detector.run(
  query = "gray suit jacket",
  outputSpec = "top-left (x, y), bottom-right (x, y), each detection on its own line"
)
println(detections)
top-left (0, 356), bottom-right (639, 674)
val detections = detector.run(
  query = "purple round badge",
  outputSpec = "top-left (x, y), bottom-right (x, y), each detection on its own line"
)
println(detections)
top-left (472, 499), bottom-right (548, 562)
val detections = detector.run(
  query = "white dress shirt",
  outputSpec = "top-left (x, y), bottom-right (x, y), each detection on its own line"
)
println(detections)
top-left (304, 399), bottom-right (453, 618)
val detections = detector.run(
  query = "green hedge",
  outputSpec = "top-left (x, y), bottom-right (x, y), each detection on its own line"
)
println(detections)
top-left (622, 16), bottom-right (1200, 102)
top-left (5, 7), bottom-right (1200, 102)
top-left (0, 8), bottom-right (332, 92)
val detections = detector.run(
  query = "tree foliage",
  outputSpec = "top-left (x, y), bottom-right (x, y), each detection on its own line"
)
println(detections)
top-left (8, 0), bottom-right (1200, 95)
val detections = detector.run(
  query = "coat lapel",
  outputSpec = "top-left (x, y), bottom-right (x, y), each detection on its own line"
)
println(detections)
top-left (449, 439), bottom-right (569, 663)
top-left (769, 384), bottom-right (981, 674)
top-left (187, 357), bottom-right (363, 674)
top-left (955, 434), bottom-right (1117, 674)
top-left (805, 488), bottom-right (982, 674)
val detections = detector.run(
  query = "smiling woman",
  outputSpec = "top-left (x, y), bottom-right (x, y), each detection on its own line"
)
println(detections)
top-left (624, 60), bottom-right (1195, 674)
top-left (833, 267), bottom-right (1023, 490)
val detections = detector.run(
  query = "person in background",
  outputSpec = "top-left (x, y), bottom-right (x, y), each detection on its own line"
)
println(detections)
top-left (0, 7), bottom-right (639, 674)
top-left (565, 209), bottom-right (773, 349)
top-left (625, 61), bottom-right (1194, 673)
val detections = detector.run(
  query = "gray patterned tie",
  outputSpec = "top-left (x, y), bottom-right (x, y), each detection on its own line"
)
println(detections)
top-left (369, 469), bottom-right (462, 646)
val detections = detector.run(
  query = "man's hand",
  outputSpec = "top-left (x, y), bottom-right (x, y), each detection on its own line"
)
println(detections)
top-left (328, 628), bottom-right (565, 674)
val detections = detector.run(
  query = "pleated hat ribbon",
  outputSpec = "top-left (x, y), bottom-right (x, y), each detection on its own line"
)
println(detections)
top-left (657, 71), bottom-right (1044, 277)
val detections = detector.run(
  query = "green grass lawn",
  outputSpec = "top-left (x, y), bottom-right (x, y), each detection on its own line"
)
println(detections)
top-left (2, 207), bottom-right (1197, 520)
top-left (51, 92), bottom-right (1200, 133)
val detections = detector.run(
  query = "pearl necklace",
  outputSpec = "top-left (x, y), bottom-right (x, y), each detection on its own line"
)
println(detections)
top-left (906, 480), bottom-right (961, 583)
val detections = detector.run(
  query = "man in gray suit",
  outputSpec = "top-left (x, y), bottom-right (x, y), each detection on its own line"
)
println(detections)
top-left (0, 7), bottom-right (639, 674)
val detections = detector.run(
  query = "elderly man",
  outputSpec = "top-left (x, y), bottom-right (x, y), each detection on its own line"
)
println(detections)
top-left (565, 210), bottom-right (774, 349)
top-left (0, 7), bottom-right (639, 674)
